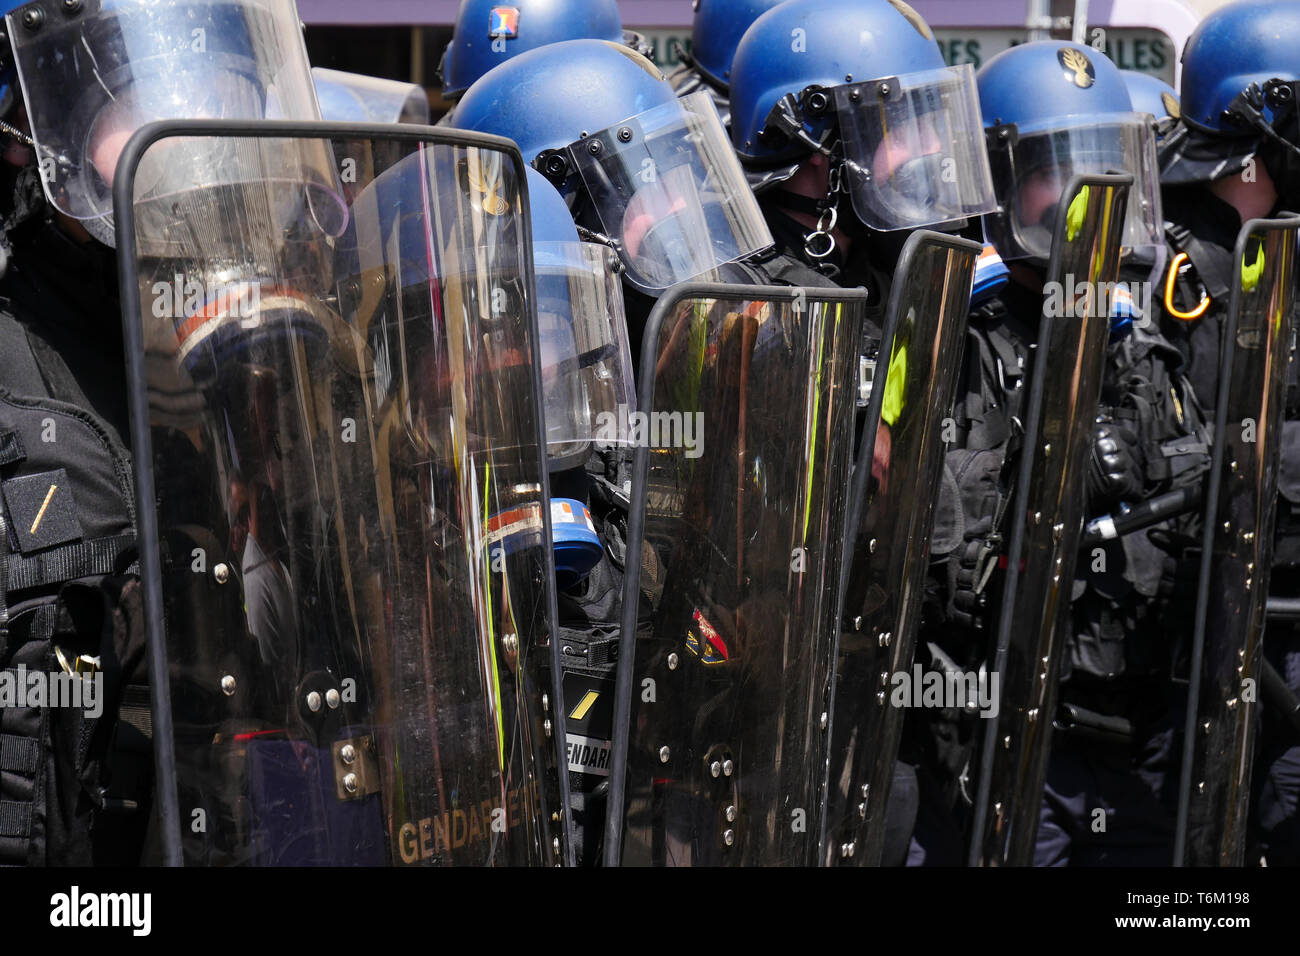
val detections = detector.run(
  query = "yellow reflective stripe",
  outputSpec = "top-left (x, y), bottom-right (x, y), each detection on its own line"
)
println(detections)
top-left (1242, 241), bottom-right (1265, 293)
top-left (1066, 184), bottom-right (1090, 242)
top-left (569, 690), bottom-right (600, 721)
top-left (881, 333), bottom-right (907, 428)
top-left (483, 462), bottom-right (505, 770)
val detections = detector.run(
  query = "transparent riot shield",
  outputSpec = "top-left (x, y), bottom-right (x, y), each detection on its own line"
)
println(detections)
top-left (822, 231), bottom-right (981, 866)
top-left (114, 120), bottom-right (568, 865)
top-left (603, 284), bottom-right (868, 865)
top-left (1175, 214), bottom-right (1300, 867)
top-left (968, 173), bottom-right (1132, 867)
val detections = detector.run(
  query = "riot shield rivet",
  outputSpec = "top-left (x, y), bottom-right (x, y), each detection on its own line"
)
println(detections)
top-left (725, 805), bottom-right (736, 822)
top-left (588, 141), bottom-right (602, 155)
top-left (667, 653), bottom-right (679, 670)
top-left (61, 0), bottom-right (82, 14)
top-left (1197, 781), bottom-right (1205, 794)
top-left (722, 759), bottom-right (734, 777)
top-left (877, 83), bottom-right (890, 97)
top-left (543, 719), bottom-right (553, 737)
top-left (1043, 442), bottom-right (1051, 456)
top-left (879, 671), bottom-right (889, 687)
top-left (853, 616), bottom-right (863, 631)
top-left (1002, 735), bottom-right (1012, 749)
top-left (220, 675), bottom-right (236, 696)
top-left (858, 801), bottom-right (867, 819)
top-left (325, 688), bottom-right (340, 709)
top-left (343, 773), bottom-right (358, 794)
top-left (819, 712), bottom-right (828, 730)
top-left (1202, 720), bottom-right (1212, 735)
top-left (710, 760), bottom-right (722, 778)
top-left (994, 802), bottom-right (1003, 815)
top-left (1032, 512), bottom-right (1042, 524)
top-left (20, 7), bottom-right (42, 30)
top-left (1226, 698), bottom-right (1239, 711)
top-left (659, 746), bottom-right (671, 763)
top-left (879, 632), bottom-right (891, 648)
top-left (869, 539), bottom-right (877, 553)
top-left (1238, 648), bottom-right (1246, 660)
top-left (213, 563), bottom-right (230, 584)
top-left (1230, 460), bottom-right (1238, 472)
top-left (340, 744), bottom-right (356, 765)
top-left (542, 694), bottom-right (549, 711)
top-left (876, 691), bottom-right (885, 704)
top-left (617, 127), bottom-right (633, 143)
top-left (861, 783), bottom-right (870, 799)
top-left (306, 691), bottom-right (322, 712)
top-left (1027, 708), bottom-right (1039, 723)
top-left (723, 829), bottom-right (735, 846)
top-left (1223, 521), bottom-right (1231, 533)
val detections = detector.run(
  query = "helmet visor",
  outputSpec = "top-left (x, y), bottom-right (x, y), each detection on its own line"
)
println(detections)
top-left (312, 67), bottom-right (430, 125)
top-left (566, 90), bottom-right (772, 292)
top-left (8, 0), bottom-right (321, 224)
top-left (833, 64), bottom-right (998, 231)
top-left (987, 117), bottom-right (1161, 261)
top-left (535, 240), bottom-right (635, 467)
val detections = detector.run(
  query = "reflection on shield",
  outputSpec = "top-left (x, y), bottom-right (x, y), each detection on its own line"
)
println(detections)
top-left (968, 173), bottom-right (1132, 866)
top-left (116, 122), bottom-right (566, 866)
top-left (604, 284), bottom-right (867, 866)
top-left (823, 231), bottom-right (980, 865)
top-left (1175, 214), bottom-right (1300, 867)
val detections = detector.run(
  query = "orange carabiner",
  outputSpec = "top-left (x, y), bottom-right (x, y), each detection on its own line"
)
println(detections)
top-left (1164, 252), bottom-right (1212, 321)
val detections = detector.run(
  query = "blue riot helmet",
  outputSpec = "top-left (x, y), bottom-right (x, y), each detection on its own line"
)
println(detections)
top-left (452, 39), bottom-right (772, 294)
top-left (438, 0), bottom-right (650, 102)
top-left (1161, 0), bottom-right (1300, 193)
top-left (668, 0), bottom-right (786, 123)
top-left (728, 0), bottom-right (997, 232)
top-left (3, 0), bottom-right (324, 245)
top-left (312, 67), bottom-right (429, 124)
top-left (976, 40), bottom-right (1162, 262)
top-left (1120, 70), bottom-right (1180, 144)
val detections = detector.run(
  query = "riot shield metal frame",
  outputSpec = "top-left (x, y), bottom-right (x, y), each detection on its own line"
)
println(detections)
top-left (113, 119), bottom-right (571, 866)
top-left (821, 230), bottom-right (981, 866)
top-left (967, 172), bottom-right (1133, 866)
top-left (1174, 213), bottom-right (1300, 867)
top-left (603, 282), bottom-right (869, 866)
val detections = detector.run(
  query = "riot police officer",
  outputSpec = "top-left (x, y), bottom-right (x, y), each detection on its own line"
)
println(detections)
top-left (726, 0), bottom-right (995, 865)
top-left (1156, 0), bottom-right (1300, 866)
top-left (0, 0), bottom-right (324, 865)
top-left (943, 39), bottom-right (1188, 866)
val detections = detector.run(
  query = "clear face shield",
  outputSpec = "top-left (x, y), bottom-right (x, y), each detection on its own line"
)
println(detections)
top-left (7, 0), bottom-right (323, 241)
top-left (831, 64), bottom-right (998, 231)
top-left (549, 90), bottom-right (773, 294)
top-left (984, 116), bottom-right (1162, 261)
top-left (534, 240), bottom-right (635, 471)
top-left (311, 67), bottom-right (430, 125)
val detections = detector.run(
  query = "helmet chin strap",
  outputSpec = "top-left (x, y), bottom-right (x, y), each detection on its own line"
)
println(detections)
top-left (766, 156), bottom-right (849, 270)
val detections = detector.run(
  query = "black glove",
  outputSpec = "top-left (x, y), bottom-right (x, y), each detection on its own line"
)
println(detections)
top-left (1086, 418), bottom-right (1143, 510)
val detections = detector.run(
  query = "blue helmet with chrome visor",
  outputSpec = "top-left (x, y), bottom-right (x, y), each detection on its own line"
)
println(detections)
top-left (451, 38), bottom-right (772, 294)
top-left (728, 0), bottom-right (998, 232)
top-left (976, 40), bottom-right (1162, 262)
